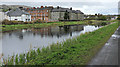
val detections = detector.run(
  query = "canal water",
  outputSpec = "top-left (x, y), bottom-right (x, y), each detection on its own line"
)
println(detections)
top-left (2, 24), bottom-right (100, 59)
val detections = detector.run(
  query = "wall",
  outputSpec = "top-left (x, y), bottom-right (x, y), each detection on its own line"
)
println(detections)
top-left (21, 14), bottom-right (31, 22)
top-left (78, 14), bottom-right (84, 20)
top-left (0, 12), bottom-right (5, 22)
top-left (50, 12), bottom-right (60, 21)
top-left (50, 11), bottom-right (84, 21)
top-left (8, 14), bottom-right (31, 22)
top-left (27, 9), bottom-right (50, 22)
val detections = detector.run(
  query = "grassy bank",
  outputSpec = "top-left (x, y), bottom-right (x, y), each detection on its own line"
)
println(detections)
top-left (3, 21), bottom-right (118, 65)
top-left (1, 21), bottom-right (85, 32)
top-left (1, 20), bottom-right (117, 32)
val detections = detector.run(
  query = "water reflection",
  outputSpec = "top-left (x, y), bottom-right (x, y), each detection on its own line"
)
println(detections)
top-left (2, 24), bottom-right (99, 59)
top-left (7, 25), bottom-right (84, 39)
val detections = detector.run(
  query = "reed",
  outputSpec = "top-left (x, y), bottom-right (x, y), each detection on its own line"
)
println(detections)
top-left (3, 21), bottom-right (119, 65)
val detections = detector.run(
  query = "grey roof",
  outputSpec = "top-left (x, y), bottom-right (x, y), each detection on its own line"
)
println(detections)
top-left (76, 10), bottom-right (84, 14)
top-left (51, 7), bottom-right (84, 14)
top-left (51, 7), bottom-right (71, 12)
top-left (7, 8), bottom-right (30, 16)
top-left (71, 10), bottom-right (76, 13)
top-left (25, 7), bottom-right (52, 11)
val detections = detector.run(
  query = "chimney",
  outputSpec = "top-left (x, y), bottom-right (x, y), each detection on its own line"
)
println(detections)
top-left (57, 6), bottom-right (59, 9)
top-left (45, 6), bottom-right (47, 8)
top-left (19, 7), bottom-right (23, 10)
top-left (37, 7), bottom-right (39, 9)
top-left (41, 6), bottom-right (44, 8)
top-left (33, 7), bottom-right (36, 9)
top-left (27, 8), bottom-right (29, 10)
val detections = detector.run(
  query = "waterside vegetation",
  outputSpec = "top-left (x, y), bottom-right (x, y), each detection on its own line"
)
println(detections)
top-left (3, 21), bottom-right (118, 65)
top-left (1, 20), bottom-right (117, 32)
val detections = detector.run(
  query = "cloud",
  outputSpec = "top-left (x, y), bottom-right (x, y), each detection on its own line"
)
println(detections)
top-left (0, 2), bottom-right (118, 15)
top-left (0, 0), bottom-right (119, 2)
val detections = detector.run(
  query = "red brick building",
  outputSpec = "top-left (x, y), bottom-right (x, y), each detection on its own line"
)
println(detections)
top-left (25, 6), bottom-right (53, 22)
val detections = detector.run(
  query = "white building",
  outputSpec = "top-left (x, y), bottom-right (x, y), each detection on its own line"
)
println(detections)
top-left (7, 8), bottom-right (31, 22)
top-left (0, 11), bottom-right (5, 22)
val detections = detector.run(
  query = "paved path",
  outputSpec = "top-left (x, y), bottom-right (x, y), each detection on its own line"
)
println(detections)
top-left (87, 26), bottom-right (120, 66)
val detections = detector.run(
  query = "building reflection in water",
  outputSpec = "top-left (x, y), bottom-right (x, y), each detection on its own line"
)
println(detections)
top-left (4, 24), bottom-right (84, 39)
top-left (19, 34), bottom-right (23, 40)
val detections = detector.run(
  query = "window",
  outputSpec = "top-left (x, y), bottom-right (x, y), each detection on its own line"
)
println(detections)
top-left (44, 17), bottom-right (45, 20)
top-left (34, 14), bottom-right (36, 16)
top-left (42, 13), bottom-right (44, 16)
top-left (15, 19), bottom-right (17, 20)
top-left (46, 14), bottom-right (48, 16)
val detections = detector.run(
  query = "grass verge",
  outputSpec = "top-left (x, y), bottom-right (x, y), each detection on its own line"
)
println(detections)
top-left (1, 20), bottom-right (117, 32)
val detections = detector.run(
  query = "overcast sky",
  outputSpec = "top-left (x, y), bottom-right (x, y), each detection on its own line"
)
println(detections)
top-left (0, 0), bottom-right (120, 15)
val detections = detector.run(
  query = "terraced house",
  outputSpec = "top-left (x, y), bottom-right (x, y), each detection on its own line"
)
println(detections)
top-left (25, 6), bottom-right (84, 22)
top-left (50, 6), bottom-right (84, 21)
top-left (25, 6), bottom-right (53, 22)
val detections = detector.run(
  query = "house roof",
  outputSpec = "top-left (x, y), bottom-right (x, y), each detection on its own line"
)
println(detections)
top-left (7, 8), bottom-right (30, 16)
top-left (51, 7), bottom-right (71, 12)
top-left (25, 7), bottom-right (52, 11)
top-left (75, 10), bottom-right (84, 14)
top-left (24, 7), bottom-right (84, 14)
top-left (51, 7), bottom-right (84, 14)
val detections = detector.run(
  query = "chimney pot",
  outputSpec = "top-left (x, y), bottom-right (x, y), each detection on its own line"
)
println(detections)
top-left (41, 6), bottom-right (44, 8)
top-left (33, 7), bottom-right (36, 9)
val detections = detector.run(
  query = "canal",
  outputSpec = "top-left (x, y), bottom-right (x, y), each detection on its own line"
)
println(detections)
top-left (2, 24), bottom-right (100, 59)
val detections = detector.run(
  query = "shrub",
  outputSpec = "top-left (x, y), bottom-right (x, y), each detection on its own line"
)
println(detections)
top-left (98, 16), bottom-right (107, 20)
top-left (2, 20), bottom-right (25, 25)
top-left (34, 19), bottom-right (46, 23)
top-left (24, 21), bottom-right (33, 24)
top-left (34, 19), bottom-right (42, 23)
top-left (100, 22), bottom-right (107, 26)
top-left (2, 19), bottom-right (12, 25)
top-left (11, 21), bottom-right (19, 24)
top-left (24, 22), bottom-right (29, 24)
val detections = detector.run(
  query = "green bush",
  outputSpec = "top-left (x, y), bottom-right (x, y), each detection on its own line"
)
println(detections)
top-left (2, 19), bottom-right (12, 25)
top-left (2, 20), bottom-right (25, 25)
top-left (34, 19), bottom-right (46, 23)
top-left (100, 22), bottom-right (107, 26)
top-left (24, 21), bottom-right (33, 24)
top-left (98, 16), bottom-right (107, 20)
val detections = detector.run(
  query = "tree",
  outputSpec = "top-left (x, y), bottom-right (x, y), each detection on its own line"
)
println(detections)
top-left (118, 15), bottom-right (120, 25)
top-left (117, 15), bottom-right (120, 20)
top-left (64, 10), bottom-right (69, 20)
top-left (95, 14), bottom-right (97, 16)
top-left (70, 7), bottom-right (72, 10)
top-left (98, 15), bottom-right (107, 20)
top-left (2, 9), bottom-right (9, 12)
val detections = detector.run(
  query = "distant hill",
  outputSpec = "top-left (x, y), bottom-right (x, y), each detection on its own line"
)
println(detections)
top-left (0, 4), bottom-right (31, 9)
